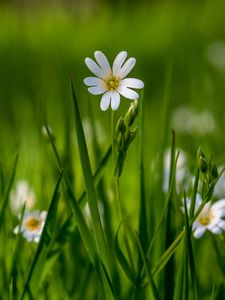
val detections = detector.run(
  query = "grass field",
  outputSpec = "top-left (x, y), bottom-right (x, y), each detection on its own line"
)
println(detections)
top-left (1, 1), bottom-right (225, 299)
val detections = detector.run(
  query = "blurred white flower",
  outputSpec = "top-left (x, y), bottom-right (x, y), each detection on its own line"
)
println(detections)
top-left (14, 210), bottom-right (47, 243)
top-left (163, 148), bottom-right (187, 193)
top-left (84, 51), bottom-right (144, 111)
top-left (10, 180), bottom-right (36, 215)
top-left (172, 106), bottom-right (216, 135)
top-left (182, 194), bottom-right (225, 238)
top-left (206, 41), bottom-right (225, 72)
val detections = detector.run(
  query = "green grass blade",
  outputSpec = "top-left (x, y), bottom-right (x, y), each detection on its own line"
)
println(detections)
top-left (138, 90), bottom-right (148, 254)
top-left (184, 192), bottom-right (198, 300)
top-left (9, 278), bottom-right (14, 300)
top-left (78, 145), bottom-right (112, 205)
top-left (114, 222), bottom-right (137, 284)
top-left (182, 194), bottom-right (190, 300)
top-left (189, 167), bottom-right (199, 219)
top-left (42, 117), bottom-right (97, 263)
top-left (146, 147), bottom-right (179, 258)
top-left (9, 202), bottom-right (26, 297)
top-left (173, 240), bottom-right (185, 300)
top-left (70, 79), bottom-right (111, 276)
top-left (20, 170), bottom-right (63, 299)
top-left (140, 229), bottom-right (185, 288)
top-left (42, 118), bottom-right (63, 169)
top-left (135, 231), bottom-right (160, 300)
top-left (0, 154), bottom-right (18, 231)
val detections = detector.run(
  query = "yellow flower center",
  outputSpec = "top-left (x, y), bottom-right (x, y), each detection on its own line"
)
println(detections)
top-left (198, 215), bottom-right (211, 225)
top-left (197, 208), bottom-right (212, 226)
top-left (25, 218), bottom-right (41, 231)
top-left (104, 73), bottom-right (120, 91)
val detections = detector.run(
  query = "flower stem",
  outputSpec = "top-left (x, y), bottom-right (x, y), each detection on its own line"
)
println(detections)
top-left (111, 110), bottom-right (136, 275)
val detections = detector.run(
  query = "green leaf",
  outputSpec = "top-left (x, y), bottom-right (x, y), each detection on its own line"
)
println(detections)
top-left (0, 154), bottom-right (18, 231)
top-left (9, 202), bottom-right (26, 297)
top-left (114, 222), bottom-right (137, 285)
top-left (70, 78), bottom-right (111, 276)
top-left (184, 192), bottom-right (198, 300)
top-left (42, 117), bottom-right (96, 263)
top-left (135, 231), bottom-right (160, 300)
top-left (78, 145), bottom-right (112, 205)
top-left (146, 148), bottom-right (179, 258)
top-left (9, 278), bottom-right (14, 300)
top-left (138, 90), bottom-right (148, 255)
top-left (140, 229), bottom-right (185, 288)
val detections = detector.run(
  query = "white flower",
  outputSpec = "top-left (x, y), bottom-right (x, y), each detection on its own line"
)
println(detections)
top-left (84, 51), bottom-right (144, 111)
top-left (182, 194), bottom-right (225, 238)
top-left (9, 180), bottom-right (36, 215)
top-left (14, 210), bottom-right (47, 243)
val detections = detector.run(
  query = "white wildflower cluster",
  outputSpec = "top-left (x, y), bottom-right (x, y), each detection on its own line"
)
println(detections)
top-left (10, 180), bottom-right (47, 243)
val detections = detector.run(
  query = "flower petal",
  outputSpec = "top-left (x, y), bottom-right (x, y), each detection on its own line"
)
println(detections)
top-left (117, 57), bottom-right (136, 78)
top-left (112, 51), bottom-right (127, 75)
top-left (212, 199), bottom-right (225, 214)
top-left (100, 92), bottom-right (111, 111)
top-left (193, 226), bottom-right (206, 238)
top-left (88, 86), bottom-right (107, 95)
top-left (94, 51), bottom-right (111, 74)
top-left (209, 225), bottom-right (223, 234)
top-left (84, 77), bottom-right (104, 87)
top-left (111, 92), bottom-right (120, 110)
top-left (121, 78), bottom-right (144, 89)
top-left (117, 85), bottom-right (139, 100)
top-left (85, 58), bottom-right (106, 79)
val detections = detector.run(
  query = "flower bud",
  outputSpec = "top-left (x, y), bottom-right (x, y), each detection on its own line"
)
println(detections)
top-left (116, 133), bottom-right (123, 151)
top-left (210, 164), bottom-right (218, 181)
top-left (198, 156), bottom-right (208, 173)
top-left (116, 117), bottom-right (126, 135)
top-left (132, 100), bottom-right (139, 118)
top-left (197, 147), bottom-right (206, 160)
top-left (127, 127), bottom-right (138, 146)
top-left (125, 106), bottom-right (135, 127)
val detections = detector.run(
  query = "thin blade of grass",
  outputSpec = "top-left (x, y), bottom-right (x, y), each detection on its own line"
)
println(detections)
top-left (70, 79), bottom-right (111, 276)
top-left (9, 202), bottom-right (27, 297)
top-left (146, 147), bottom-right (179, 258)
top-left (138, 90), bottom-right (148, 255)
top-left (135, 231), bottom-right (160, 300)
top-left (182, 193), bottom-right (190, 300)
top-left (9, 278), bottom-right (14, 300)
top-left (0, 154), bottom-right (18, 230)
top-left (114, 222), bottom-right (137, 285)
top-left (42, 118), bottom-right (96, 263)
top-left (184, 191), bottom-right (198, 300)
top-left (173, 239), bottom-right (185, 300)
top-left (140, 229), bottom-right (185, 288)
